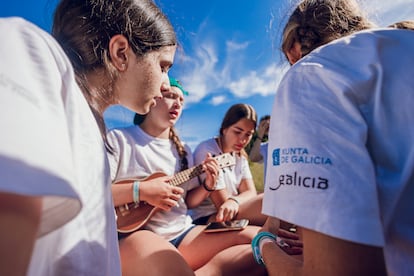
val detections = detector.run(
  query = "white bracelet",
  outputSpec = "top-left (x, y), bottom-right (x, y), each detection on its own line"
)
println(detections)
top-left (259, 236), bottom-right (275, 252)
top-left (133, 180), bottom-right (140, 205)
top-left (228, 196), bottom-right (239, 205)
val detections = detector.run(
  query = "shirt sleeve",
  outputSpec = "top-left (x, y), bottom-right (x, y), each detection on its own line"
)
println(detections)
top-left (263, 60), bottom-right (384, 247)
top-left (106, 129), bottom-right (122, 181)
top-left (0, 18), bottom-right (82, 237)
top-left (240, 156), bottom-right (253, 180)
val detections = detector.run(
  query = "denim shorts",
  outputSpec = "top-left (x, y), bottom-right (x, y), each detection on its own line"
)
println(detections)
top-left (169, 225), bottom-right (196, 247)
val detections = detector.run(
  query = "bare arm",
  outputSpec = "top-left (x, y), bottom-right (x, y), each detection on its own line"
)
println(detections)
top-left (0, 193), bottom-right (42, 276)
top-left (185, 184), bottom-right (210, 208)
top-left (249, 139), bottom-right (264, 162)
top-left (112, 176), bottom-right (183, 211)
top-left (249, 119), bottom-right (269, 162)
top-left (262, 226), bottom-right (387, 276)
top-left (213, 178), bottom-right (257, 222)
top-left (186, 153), bottom-right (219, 208)
top-left (234, 178), bottom-right (258, 201)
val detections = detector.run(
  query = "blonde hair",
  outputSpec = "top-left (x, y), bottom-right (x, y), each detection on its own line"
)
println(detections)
top-left (282, 0), bottom-right (375, 60)
top-left (389, 20), bottom-right (414, 30)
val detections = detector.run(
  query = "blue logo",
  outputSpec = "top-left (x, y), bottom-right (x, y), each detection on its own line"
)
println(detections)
top-left (272, 149), bottom-right (280, 166)
top-left (271, 147), bottom-right (332, 166)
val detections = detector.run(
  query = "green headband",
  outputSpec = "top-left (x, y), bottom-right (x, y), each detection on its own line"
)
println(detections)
top-left (169, 77), bottom-right (189, 96)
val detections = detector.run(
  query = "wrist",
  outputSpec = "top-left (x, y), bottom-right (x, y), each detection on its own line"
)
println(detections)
top-left (256, 136), bottom-right (264, 142)
top-left (251, 232), bottom-right (277, 266)
top-left (227, 196), bottom-right (239, 205)
top-left (132, 180), bottom-right (140, 206)
top-left (202, 180), bottom-right (215, 192)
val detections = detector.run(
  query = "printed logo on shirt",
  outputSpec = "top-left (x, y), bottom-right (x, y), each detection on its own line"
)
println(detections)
top-left (272, 147), bottom-right (332, 166)
top-left (268, 171), bottom-right (329, 191)
top-left (0, 73), bottom-right (39, 107)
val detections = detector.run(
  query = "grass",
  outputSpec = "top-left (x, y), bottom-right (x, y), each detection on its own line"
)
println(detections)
top-left (249, 161), bottom-right (265, 193)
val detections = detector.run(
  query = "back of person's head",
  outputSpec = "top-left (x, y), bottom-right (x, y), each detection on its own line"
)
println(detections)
top-left (220, 103), bottom-right (257, 136)
top-left (52, 0), bottom-right (176, 76)
top-left (259, 115), bottom-right (271, 123)
top-left (389, 20), bottom-right (414, 30)
top-left (282, 0), bottom-right (375, 60)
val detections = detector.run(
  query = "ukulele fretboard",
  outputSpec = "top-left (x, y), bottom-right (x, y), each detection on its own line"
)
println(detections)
top-left (169, 165), bottom-right (203, 186)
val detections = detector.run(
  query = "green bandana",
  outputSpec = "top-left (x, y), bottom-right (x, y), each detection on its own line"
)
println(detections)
top-left (169, 77), bottom-right (189, 96)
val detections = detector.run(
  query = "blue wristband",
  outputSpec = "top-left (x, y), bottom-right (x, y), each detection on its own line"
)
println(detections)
top-left (251, 231), bottom-right (277, 266)
top-left (133, 180), bottom-right (140, 205)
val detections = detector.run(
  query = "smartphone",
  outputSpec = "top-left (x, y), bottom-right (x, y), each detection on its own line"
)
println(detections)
top-left (204, 219), bottom-right (249, 233)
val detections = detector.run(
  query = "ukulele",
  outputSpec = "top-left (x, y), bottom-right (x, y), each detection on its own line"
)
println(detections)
top-left (114, 152), bottom-right (235, 233)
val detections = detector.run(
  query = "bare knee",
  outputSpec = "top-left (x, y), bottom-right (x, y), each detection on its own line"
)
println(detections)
top-left (235, 225), bottom-right (261, 244)
top-left (119, 230), bottom-right (194, 276)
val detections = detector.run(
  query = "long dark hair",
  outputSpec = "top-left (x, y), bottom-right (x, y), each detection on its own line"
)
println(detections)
top-left (52, 0), bottom-right (177, 146)
top-left (219, 103), bottom-right (257, 158)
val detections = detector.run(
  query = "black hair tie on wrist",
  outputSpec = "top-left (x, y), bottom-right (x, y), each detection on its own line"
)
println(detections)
top-left (202, 180), bottom-right (215, 192)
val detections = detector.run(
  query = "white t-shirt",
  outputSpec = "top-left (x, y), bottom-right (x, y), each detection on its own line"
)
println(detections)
top-left (0, 18), bottom-right (121, 275)
top-left (190, 137), bottom-right (252, 220)
top-left (263, 28), bottom-right (414, 275)
top-left (107, 125), bottom-right (198, 241)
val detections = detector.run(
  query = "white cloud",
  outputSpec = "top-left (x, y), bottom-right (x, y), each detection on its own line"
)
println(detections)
top-left (362, 0), bottom-right (414, 26)
top-left (227, 64), bottom-right (288, 98)
top-left (174, 0), bottom-right (414, 107)
top-left (176, 37), bottom-right (275, 105)
top-left (226, 41), bottom-right (250, 51)
top-left (175, 42), bottom-right (224, 104)
top-left (210, 95), bottom-right (226, 106)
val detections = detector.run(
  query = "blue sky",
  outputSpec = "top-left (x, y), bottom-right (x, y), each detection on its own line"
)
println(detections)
top-left (2, 0), bottom-right (414, 150)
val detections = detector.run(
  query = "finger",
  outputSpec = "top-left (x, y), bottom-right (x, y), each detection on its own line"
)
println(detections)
top-left (165, 198), bottom-right (179, 208)
top-left (169, 194), bottom-right (181, 201)
top-left (223, 209), bottom-right (234, 221)
top-left (283, 247), bottom-right (303, 255)
top-left (277, 228), bottom-right (300, 240)
top-left (204, 163), bottom-right (218, 176)
top-left (203, 164), bottom-right (213, 175)
top-left (228, 210), bottom-right (237, 220)
top-left (283, 239), bottom-right (303, 248)
top-left (206, 152), bottom-right (212, 158)
top-left (158, 203), bottom-right (172, 211)
top-left (171, 186), bottom-right (184, 195)
top-left (216, 210), bottom-right (224, 222)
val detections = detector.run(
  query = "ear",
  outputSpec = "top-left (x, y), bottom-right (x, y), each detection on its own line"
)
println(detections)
top-left (286, 42), bottom-right (302, 65)
top-left (108, 34), bottom-right (130, 71)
